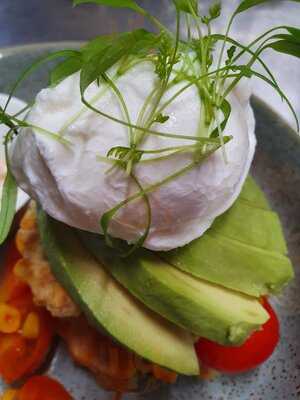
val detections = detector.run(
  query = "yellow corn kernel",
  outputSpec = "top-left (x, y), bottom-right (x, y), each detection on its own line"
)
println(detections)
top-left (0, 304), bottom-right (21, 334)
top-left (13, 259), bottom-right (28, 282)
top-left (1, 389), bottom-right (19, 400)
top-left (22, 312), bottom-right (40, 339)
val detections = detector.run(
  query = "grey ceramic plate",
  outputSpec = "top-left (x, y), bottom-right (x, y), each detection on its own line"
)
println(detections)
top-left (0, 43), bottom-right (299, 400)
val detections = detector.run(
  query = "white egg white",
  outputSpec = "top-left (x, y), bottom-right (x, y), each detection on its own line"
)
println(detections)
top-left (10, 62), bottom-right (256, 250)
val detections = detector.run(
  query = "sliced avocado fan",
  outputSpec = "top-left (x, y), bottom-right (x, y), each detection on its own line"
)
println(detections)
top-left (161, 177), bottom-right (294, 297)
top-left (80, 232), bottom-right (269, 346)
top-left (38, 176), bottom-right (291, 352)
top-left (37, 209), bottom-right (199, 376)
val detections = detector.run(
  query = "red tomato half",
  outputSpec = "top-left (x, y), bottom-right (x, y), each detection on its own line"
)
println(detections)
top-left (18, 375), bottom-right (72, 400)
top-left (0, 309), bottom-right (54, 383)
top-left (0, 239), bottom-right (55, 384)
top-left (195, 299), bottom-right (279, 373)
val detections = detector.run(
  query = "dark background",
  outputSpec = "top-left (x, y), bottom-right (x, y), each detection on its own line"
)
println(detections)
top-left (0, 0), bottom-right (296, 48)
top-left (0, 0), bottom-right (170, 47)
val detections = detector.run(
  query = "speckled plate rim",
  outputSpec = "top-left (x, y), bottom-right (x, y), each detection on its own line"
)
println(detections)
top-left (252, 96), bottom-right (300, 142)
top-left (0, 41), bottom-right (85, 57)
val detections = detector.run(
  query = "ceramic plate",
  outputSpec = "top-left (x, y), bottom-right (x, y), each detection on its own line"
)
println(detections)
top-left (0, 43), bottom-right (299, 400)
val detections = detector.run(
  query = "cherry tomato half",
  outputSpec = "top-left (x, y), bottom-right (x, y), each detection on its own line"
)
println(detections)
top-left (195, 299), bottom-right (279, 373)
top-left (18, 375), bottom-right (72, 400)
top-left (0, 240), bottom-right (55, 384)
top-left (0, 309), bottom-right (54, 384)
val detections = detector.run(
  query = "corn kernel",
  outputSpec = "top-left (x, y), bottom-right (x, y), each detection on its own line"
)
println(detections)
top-left (1, 389), bottom-right (19, 400)
top-left (0, 304), bottom-right (21, 334)
top-left (22, 312), bottom-right (40, 339)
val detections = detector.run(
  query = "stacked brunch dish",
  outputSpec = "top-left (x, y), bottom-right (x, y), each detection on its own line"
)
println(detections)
top-left (0, 0), bottom-right (299, 398)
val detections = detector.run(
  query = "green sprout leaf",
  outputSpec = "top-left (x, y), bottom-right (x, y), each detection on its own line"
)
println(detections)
top-left (80, 29), bottom-right (158, 95)
top-left (0, 128), bottom-right (18, 245)
top-left (50, 55), bottom-right (83, 85)
top-left (0, 168), bottom-right (17, 245)
top-left (287, 27), bottom-right (300, 41)
top-left (210, 33), bottom-right (278, 86)
top-left (73, 0), bottom-right (145, 14)
top-left (154, 113), bottom-right (170, 124)
top-left (173, 0), bottom-right (198, 15)
top-left (107, 146), bottom-right (143, 164)
top-left (265, 27), bottom-right (300, 59)
top-left (202, 2), bottom-right (221, 25)
top-left (209, 1), bottom-right (222, 20)
top-left (155, 33), bottom-right (176, 81)
top-left (80, 44), bottom-right (125, 95)
top-left (234, 0), bottom-right (269, 14)
top-left (81, 34), bottom-right (119, 62)
top-left (210, 100), bottom-right (231, 138)
top-left (226, 45), bottom-right (237, 65)
top-left (268, 39), bottom-right (300, 59)
top-left (235, 0), bottom-right (300, 15)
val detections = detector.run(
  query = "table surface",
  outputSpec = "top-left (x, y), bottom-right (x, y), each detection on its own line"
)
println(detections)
top-left (0, 0), bottom-right (300, 126)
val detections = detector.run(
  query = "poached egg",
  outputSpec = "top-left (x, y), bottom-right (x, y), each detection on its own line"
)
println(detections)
top-left (10, 62), bottom-right (256, 251)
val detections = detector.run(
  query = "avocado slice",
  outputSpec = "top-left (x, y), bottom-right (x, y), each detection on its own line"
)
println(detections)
top-left (239, 176), bottom-right (269, 209)
top-left (37, 209), bottom-right (199, 376)
top-left (161, 178), bottom-right (293, 297)
top-left (212, 198), bottom-right (287, 254)
top-left (80, 231), bottom-right (269, 346)
top-left (163, 231), bottom-right (293, 297)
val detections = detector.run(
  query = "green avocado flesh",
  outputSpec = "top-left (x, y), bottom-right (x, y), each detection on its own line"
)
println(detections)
top-left (162, 177), bottom-right (293, 297)
top-left (37, 209), bottom-right (199, 376)
top-left (212, 197), bottom-right (287, 254)
top-left (238, 176), bottom-right (269, 209)
top-left (80, 232), bottom-right (269, 346)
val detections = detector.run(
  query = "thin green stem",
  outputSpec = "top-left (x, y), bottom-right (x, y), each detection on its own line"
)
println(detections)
top-left (82, 94), bottom-right (220, 142)
top-left (154, 69), bottom-right (224, 118)
top-left (12, 103), bottom-right (33, 119)
top-left (220, 35), bottom-right (276, 103)
top-left (59, 72), bottom-right (119, 135)
top-left (103, 73), bottom-right (133, 146)
top-left (135, 10), bottom-right (181, 147)
top-left (4, 50), bottom-right (80, 113)
top-left (230, 25), bottom-right (288, 65)
top-left (8, 115), bottom-right (71, 145)
top-left (213, 13), bottom-right (235, 100)
top-left (186, 14), bottom-right (191, 41)
top-left (139, 147), bottom-right (196, 164)
top-left (216, 26), bottom-right (289, 103)
top-left (133, 85), bottom-right (160, 144)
